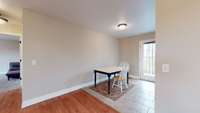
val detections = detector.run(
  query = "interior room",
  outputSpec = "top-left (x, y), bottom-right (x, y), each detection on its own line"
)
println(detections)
top-left (0, 0), bottom-right (200, 113)
top-left (0, 34), bottom-right (21, 92)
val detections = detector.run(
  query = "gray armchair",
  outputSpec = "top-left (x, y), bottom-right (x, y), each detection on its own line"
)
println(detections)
top-left (6, 62), bottom-right (21, 80)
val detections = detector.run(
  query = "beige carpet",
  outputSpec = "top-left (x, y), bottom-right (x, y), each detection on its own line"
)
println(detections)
top-left (90, 79), bottom-right (134, 101)
top-left (0, 75), bottom-right (20, 93)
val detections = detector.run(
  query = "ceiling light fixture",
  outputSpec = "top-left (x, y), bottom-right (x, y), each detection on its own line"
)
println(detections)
top-left (0, 14), bottom-right (8, 24)
top-left (117, 23), bottom-right (128, 31)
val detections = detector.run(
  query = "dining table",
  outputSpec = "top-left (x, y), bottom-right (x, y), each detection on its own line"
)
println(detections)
top-left (94, 66), bottom-right (129, 94)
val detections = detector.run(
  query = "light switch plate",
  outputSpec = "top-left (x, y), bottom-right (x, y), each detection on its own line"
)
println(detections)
top-left (162, 64), bottom-right (170, 72)
top-left (31, 60), bottom-right (37, 66)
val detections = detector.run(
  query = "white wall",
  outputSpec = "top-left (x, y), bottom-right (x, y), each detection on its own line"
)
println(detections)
top-left (0, 38), bottom-right (20, 75)
top-left (0, 23), bottom-right (22, 37)
top-left (119, 32), bottom-right (155, 77)
top-left (156, 0), bottom-right (200, 113)
top-left (22, 9), bottom-right (119, 102)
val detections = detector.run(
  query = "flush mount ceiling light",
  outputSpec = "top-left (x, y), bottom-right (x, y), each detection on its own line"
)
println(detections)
top-left (0, 14), bottom-right (8, 24)
top-left (117, 23), bottom-right (128, 31)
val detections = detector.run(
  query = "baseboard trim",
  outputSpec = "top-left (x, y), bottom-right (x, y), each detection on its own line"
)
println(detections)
top-left (22, 78), bottom-right (107, 108)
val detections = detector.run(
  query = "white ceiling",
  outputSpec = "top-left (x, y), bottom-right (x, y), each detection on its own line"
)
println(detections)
top-left (0, 0), bottom-right (155, 38)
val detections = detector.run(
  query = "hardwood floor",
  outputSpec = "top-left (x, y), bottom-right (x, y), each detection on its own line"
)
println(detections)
top-left (0, 89), bottom-right (119, 113)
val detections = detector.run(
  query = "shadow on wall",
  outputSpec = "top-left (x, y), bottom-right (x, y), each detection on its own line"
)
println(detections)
top-left (63, 69), bottom-right (108, 88)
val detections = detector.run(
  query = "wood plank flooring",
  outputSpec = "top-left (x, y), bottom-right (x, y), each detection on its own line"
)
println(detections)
top-left (0, 89), bottom-right (119, 113)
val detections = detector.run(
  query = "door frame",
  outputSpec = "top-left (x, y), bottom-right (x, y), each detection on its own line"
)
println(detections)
top-left (19, 36), bottom-right (23, 86)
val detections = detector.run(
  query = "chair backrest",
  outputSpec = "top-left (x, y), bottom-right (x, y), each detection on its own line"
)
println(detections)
top-left (119, 62), bottom-right (129, 76)
top-left (9, 62), bottom-right (20, 71)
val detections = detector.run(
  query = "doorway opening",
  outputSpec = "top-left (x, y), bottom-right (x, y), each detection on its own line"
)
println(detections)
top-left (0, 34), bottom-right (21, 92)
top-left (139, 39), bottom-right (156, 82)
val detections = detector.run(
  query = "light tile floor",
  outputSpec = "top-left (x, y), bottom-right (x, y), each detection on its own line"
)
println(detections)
top-left (0, 75), bottom-right (20, 92)
top-left (84, 80), bottom-right (155, 113)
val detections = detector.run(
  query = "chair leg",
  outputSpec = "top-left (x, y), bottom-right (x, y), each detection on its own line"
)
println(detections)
top-left (117, 80), bottom-right (120, 86)
top-left (120, 81), bottom-right (123, 93)
top-left (112, 79), bottom-right (116, 88)
top-left (112, 77), bottom-right (127, 93)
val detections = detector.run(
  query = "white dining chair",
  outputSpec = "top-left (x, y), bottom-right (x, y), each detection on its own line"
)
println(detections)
top-left (112, 63), bottom-right (129, 93)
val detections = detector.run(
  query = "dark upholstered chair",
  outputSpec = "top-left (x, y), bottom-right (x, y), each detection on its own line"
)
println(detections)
top-left (6, 62), bottom-right (21, 80)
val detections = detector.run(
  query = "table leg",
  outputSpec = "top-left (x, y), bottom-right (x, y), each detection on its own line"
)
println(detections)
top-left (108, 74), bottom-right (111, 94)
top-left (94, 71), bottom-right (97, 87)
top-left (127, 72), bottom-right (129, 84)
